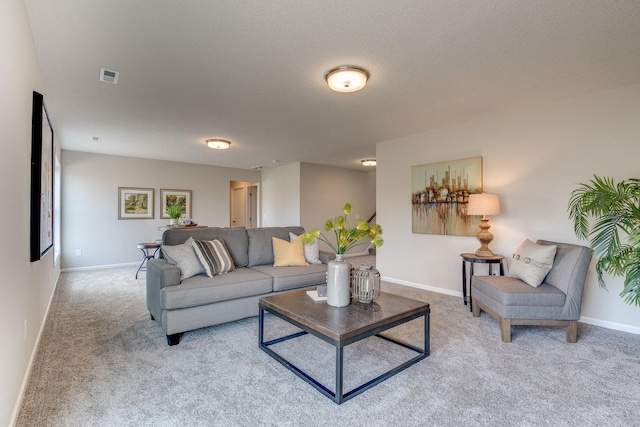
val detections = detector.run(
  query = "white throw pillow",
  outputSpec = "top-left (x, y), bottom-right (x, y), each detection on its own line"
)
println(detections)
top-left (508, 239), bottom-right (557, 287)
top-left (289, 232), bottom-right (322, 264)
top-left (161, 237), bottom-right (205, 281)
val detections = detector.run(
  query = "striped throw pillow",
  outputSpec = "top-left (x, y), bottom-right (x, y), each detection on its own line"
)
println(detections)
top-left (192, 239), bottom-right (236, 277)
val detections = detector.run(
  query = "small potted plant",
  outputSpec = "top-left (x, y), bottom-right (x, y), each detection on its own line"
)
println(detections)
top-left (166, 204), bottom-right (185, 225)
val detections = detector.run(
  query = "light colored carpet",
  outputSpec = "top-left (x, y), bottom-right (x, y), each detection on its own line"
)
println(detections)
top-left (16, 257), bottom-right (640, 427)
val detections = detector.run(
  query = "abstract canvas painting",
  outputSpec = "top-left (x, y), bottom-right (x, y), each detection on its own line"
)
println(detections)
top-left (411, 157), bottom-right (483, 236)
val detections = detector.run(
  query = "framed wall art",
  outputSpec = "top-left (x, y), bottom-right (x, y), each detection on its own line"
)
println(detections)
top-left (160, 189), bottom-right (192, 219)
top-left (118, 187), bottom-right (154, 219)
top-left (411, 156), bottom-right (483, 236)
top-left (30, 91), bottom-right (54, 261)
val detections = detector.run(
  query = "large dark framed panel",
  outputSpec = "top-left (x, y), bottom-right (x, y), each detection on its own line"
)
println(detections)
top-left (30, 91), bottom-right (54, 262)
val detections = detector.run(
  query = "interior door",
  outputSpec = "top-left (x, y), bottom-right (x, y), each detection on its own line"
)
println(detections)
top-left (247, 185), bottom-right (258, 228)
top-left (230, 186), bottom-right (246, 228)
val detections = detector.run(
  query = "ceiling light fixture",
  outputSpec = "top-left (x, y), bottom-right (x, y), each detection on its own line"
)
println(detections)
top-left (361, 159), bottom-right (377, 167)
top-left (325, 66), bottom-right (369, 93)
top-left (206, 139), bottom-right (231, 150)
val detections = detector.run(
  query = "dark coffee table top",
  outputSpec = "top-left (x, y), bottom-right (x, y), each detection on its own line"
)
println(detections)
top-left (259, 290), bottom-right (430, 342)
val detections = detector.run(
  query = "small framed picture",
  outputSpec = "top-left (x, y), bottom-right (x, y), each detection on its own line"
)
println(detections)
top-left (160, 189), bottom-right (192, 219)
top-left (118, 187), bottom-right (154, 219)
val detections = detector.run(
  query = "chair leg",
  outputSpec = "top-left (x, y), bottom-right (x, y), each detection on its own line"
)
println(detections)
top-left (500, 318), bottom-right (512, 343)
top-left (472, 299), bottom-right (481, 317)
top-left (566, 320), bottom-right (578, 343)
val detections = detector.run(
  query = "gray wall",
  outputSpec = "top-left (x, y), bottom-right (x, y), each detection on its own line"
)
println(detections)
top-left (61, 151), bottom-right (260, 269)
top-left (1, 1), bottom-right (60, 425)
top-left (300, 163), bottom-right (376, 254)
top-left (377, 82), bottom-right (640, 332)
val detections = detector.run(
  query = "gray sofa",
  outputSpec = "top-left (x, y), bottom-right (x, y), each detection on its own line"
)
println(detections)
top-left (146, 226), bottom-right (331, 345)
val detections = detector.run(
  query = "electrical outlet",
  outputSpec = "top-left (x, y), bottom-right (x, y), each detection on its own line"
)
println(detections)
top-left (24, 320), bottom-right (28, 340)
top-left (75, 249), bottom-right (82, 256)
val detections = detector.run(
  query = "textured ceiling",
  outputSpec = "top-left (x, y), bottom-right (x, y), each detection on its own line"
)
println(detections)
top-left (23, 0), bottom-right (640, 170)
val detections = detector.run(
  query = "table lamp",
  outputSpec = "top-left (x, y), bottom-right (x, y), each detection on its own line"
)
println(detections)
top-left (467, 193), bottom-right (500, 257)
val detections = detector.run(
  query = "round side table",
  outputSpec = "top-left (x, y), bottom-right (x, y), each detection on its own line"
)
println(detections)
top-left (460, 253), bottom-right (505, 312)
top-left (136, 243), bottom-right (161, 279)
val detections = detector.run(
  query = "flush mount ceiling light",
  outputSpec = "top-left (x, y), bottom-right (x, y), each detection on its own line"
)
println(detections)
top-left (325, 66), bottom-right (369, 93)
top-left (361, 159), bottom-right (377, 166)
top-left (206, 139), bottom-right (231, 150)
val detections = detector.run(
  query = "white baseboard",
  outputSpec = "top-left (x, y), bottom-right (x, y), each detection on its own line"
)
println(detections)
top-left (61, 261), bottom-right (138, 272)
top-left (578, 316), bottom-right (640, 335)
top-left (10, 269), bottom-right (61, 426)
top-left (382, 276), bottom-right (640, 336)
top-left (382, 276), bottom-right (462, 298)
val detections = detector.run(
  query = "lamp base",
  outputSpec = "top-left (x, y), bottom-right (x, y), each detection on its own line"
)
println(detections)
top-left (475, 216), bottom-right (495, 257)
top-left (475, 248), bottom-right (495, 257)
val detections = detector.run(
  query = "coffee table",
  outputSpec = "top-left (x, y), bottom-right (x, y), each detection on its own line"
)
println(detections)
top-left (258, 290), bottom-right (430, 404)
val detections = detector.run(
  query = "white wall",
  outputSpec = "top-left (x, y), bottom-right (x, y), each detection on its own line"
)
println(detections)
top-left (61, 151), bottom-right (260, 269)
top-left (300, 163), bottom-right (376, 254)
top-left (377, 83), bottom-right (640, 332)
top-left (261, 163), bottom-right (301, 227)
top-left (0, 1), bottom-right (60, 425)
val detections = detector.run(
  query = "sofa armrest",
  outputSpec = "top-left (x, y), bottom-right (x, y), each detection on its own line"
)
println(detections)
top-left (319, 250), bottom-right (336, 264)
top-left (146, 259), bottom-right (181, 322)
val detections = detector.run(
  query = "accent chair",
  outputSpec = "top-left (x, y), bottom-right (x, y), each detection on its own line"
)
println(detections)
top-left (471, 240), bottom-right (592, 343)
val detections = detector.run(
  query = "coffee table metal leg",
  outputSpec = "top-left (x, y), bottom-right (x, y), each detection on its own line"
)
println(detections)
top-left (424, 310), bottom-right (430, 356)
top-left (335, 346), bottom-right (344, 404)
top-left (258, 305), bottom-right (264, 347)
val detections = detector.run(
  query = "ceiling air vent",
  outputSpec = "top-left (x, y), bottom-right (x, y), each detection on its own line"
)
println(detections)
top-left (100, 68), bottom-right (119, 84)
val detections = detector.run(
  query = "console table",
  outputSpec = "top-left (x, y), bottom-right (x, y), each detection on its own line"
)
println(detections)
top-left (460, 253), bottom-right (505, 312)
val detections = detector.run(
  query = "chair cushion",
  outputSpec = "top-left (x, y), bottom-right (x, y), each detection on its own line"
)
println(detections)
top-left (472, 275), bottom-right (567, 319)
top-left (508, 239), bottom-right (557, 287)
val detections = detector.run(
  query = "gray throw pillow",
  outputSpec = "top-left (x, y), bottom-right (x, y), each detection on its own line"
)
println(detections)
top-left (162, 237), bottom-right (205, 281)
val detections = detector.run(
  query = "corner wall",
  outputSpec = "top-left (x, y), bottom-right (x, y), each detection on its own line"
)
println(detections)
top-left (61, 151), bottom-right (260, 269)
top-left (300, 163), bottom-right (376, 254)
top-left (377, 83), bottom-right (640, 332)
top-left (0, 1), bottom-right (60, 425)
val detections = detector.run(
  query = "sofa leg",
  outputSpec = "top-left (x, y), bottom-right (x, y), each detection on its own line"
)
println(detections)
top-left (150, 313), bottom-right (155, 321)
top-left (500, 318), bottom-right (512, 343)
top-left (566, 320), bottom-right (578, 343)
top-left (167, 333), bottom-right (183, 346)
top-left (472, 299), bottom-right (481, 317)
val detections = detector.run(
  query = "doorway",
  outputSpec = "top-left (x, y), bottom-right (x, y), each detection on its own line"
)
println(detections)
top-left (230, 181), bottom-right (259, 228)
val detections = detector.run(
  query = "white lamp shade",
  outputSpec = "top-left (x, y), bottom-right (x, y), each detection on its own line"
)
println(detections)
top-left (467, 193), bottom-right (500, 216)
top-left (325, 66), bottom-right (369, 93)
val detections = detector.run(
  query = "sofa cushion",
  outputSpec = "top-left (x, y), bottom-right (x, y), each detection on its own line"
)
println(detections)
top-left (162, 227), bottom-right (249, 267)
top-left (273, 236), bottom-right (308, 267)
top-left (192, 239), bottom-right (236, 277)
top-left (290, 232), bottom-right (322, 264)
top-left (251, 263), bottom-right (327, 292)
top-left (247, 226), bottom-right (305, 267)
top-left (509, 239), bottom-right (557, 287)
top-left (161, 267), bottom-right (273, 310)
top-left (161, 237), bottom-right (205, 281)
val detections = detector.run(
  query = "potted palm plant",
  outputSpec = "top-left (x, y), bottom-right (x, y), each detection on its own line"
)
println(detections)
top-left (568, 176), bottom-right (640, 305)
